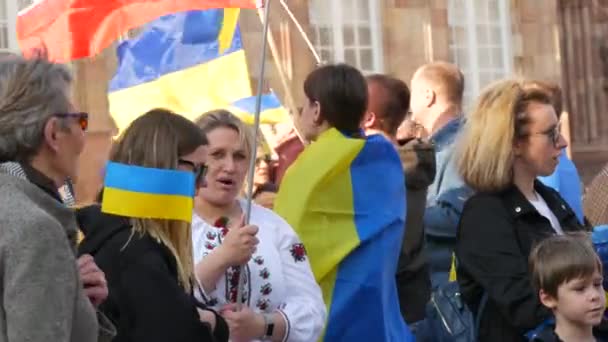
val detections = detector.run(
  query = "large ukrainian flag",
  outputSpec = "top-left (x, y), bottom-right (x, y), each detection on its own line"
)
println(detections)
top-left (108, 9), bottom-right (252, 131)
top-left (274, 129), bottom-right (414, 342)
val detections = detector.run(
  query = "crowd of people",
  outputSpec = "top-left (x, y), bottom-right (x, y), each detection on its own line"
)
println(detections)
top-left (0, 52), bottom-right (607, 342)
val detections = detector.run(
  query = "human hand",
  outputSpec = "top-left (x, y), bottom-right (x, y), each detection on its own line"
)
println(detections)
top-left (198, 308), bottom-right (217, 330)
top-left (220, 304), bottom-right (265, 342)
top-left (77, 254), bottom-right (108, 307)
top-left (216, 215), bottom-right (259, 267)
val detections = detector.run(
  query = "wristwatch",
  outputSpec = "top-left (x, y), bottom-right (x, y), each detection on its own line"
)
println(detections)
top-left (262, 313), bottom-right (275, 340)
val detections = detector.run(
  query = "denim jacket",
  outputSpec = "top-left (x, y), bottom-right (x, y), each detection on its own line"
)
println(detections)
top-left (424, 117), bottom-right (473, 286)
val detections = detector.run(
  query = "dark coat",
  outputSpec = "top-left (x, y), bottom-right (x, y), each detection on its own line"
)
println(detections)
top-left (396, 138), bottom-right (435, 323)
top-left (76, 205), bottom-right (228, 342)
top-left (456, 181), bottom-right (587, 342)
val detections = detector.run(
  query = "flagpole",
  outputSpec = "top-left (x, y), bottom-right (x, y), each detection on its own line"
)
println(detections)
top-left (278, 0), bottom-right (321, 64)
top-left (236, 0), bottom-right (272, 309)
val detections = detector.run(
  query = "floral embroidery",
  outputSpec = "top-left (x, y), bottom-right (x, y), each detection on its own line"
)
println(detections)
top-left (206, 231), bottom-right (217, 240)
top-left (254, 256), bottom-right (264, 265)
top-left (205, 241), bottom-right (215, 250)
top-left (257, 298), bottom-right (270, 311)
top-left (260, 283), bottom-right (272, 295)
top-left (226, 265), bottom-right (250, 304)
top-left (214, 216), bottom-right (230, 237)
top-left (259, 268), bottom-right (270, 280)
top-left (227, 267), bottom-right (241, 303)
top-left (290, 243), bottom-right (307, 262)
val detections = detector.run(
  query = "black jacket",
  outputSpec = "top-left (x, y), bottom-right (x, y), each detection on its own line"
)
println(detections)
top-left (456, 181), bottom-right (588, 342)
top-left (76, 205), bottom-right (228, 342)
top-left (396, 138), bottom-right (435, 323)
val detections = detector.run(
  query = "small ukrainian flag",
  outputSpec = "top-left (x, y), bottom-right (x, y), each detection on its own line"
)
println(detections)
top-left (229, 93), bottom-right (290, 124)
top-left (101, 162), bottom-right (196, 222)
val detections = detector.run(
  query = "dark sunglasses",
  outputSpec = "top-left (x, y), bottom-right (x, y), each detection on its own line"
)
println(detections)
top-left (178, 159), bottom-right (207, 181)
top-left (55, 112), bottom-right (89, 131)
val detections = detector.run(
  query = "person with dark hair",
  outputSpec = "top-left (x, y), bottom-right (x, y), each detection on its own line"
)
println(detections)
top-left (528, 234), bottom-right (606, 341)
top-left (297, 63), bottom-right (369, 141)
top-left (362, 74), bottom-right (435, 327)
top-left (275, 64), bottom-right (415, 341)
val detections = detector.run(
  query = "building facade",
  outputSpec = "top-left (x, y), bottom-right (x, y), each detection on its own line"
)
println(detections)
top-left (5, 0), bottom-right (607, 201)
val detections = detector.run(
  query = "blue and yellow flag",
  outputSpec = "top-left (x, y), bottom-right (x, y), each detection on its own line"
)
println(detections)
top-left (101, 162), bottom-right (195, 222)
top-left (274, 129), bottom-right (414, 341)
top-left (108, 9), bottom-right (252, 131)
top-left (228, 92), bottom-right (290, 124)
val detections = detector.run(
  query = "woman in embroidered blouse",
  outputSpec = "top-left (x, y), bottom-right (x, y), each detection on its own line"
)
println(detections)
top-left (192, 110), bottom-right (326, 342)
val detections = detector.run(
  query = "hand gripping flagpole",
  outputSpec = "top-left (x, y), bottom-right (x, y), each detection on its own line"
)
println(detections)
top-left (236, 0), bottom-right (272, 309)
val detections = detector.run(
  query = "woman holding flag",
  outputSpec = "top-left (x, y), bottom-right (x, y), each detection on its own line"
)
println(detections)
top-left (192, 110), bottom-right (326, 342)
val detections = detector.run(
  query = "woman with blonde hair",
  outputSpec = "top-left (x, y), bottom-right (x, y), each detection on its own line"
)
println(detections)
top-left (192, 110), bottom-right (326, 342)
top-left (77, 108), bottom-right (229, 342)
top-left (453, 79), bottom-right (588, 341)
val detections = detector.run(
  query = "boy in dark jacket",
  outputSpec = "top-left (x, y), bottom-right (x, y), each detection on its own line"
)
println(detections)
top-left (529, 234), bottom-right (607, 342)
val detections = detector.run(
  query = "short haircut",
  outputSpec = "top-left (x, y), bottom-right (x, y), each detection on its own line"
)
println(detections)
top-left (416, 61), bottom-right (465, 105)
top-left (529, 233), bottom-right (602, 298)
top-left (303, 63), bottom-right (368, 133)
top-left (0, 54), bottom-right (72, 162)
top-left (522, 80), bottom-right (563, 116)
top-left (366, 74), bottom-right (411, 136)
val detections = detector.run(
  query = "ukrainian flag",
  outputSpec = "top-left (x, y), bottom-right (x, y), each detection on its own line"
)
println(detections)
top-left (101, 162), bottom-right (195, 222)
top-left (274, 129), bottom-right (414, 341)
top-left (108, 9), bottom-right (252, 132)
top-left (228, 92), bottom-right (290, 124)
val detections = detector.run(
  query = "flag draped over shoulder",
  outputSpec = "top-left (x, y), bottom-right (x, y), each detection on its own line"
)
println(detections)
top-left (101, 162), bottom-right (195, 222)
top-left (17, 0), bottom-right (260, 62)
top-left (108, 9), bottom-right (252, 132)
top-left (274, 128), bottom-right (414, 342)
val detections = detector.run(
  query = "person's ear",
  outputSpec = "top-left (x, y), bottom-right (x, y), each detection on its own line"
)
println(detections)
top-left (43, 117), bottom-right (61, 152)
top-left (362, 111), bottom-right (377, 129)
top-left (425, 89), bottom-right (436, 108)
top-left (312, 101), bottom-right (323, 126)
top-left (539, 289), bottom-right (558, 310)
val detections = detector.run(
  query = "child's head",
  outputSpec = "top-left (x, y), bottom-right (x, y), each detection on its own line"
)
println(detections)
top-left (529, 233), bottom-right (605, 326)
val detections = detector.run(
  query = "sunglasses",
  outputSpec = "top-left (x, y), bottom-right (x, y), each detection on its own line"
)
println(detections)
top-left (178, 159), bottom-right (208, 181)
top-left (55, 112), bottom-right (89, 131)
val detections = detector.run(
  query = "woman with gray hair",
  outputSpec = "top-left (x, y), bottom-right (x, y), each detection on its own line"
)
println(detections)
top-left (0, 55), bottom-right (114, 341)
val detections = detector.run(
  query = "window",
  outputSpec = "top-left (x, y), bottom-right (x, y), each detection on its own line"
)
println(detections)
top-left (448, 0), bottom-right (513, 108)
top-left (309, 0), bottom-right (383, 74)
top-left (2, 0), bottom-right (34, 54)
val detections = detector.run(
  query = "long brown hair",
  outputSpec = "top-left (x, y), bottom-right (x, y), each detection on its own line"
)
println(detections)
top-left (110, 108), bottom-right (206, 290)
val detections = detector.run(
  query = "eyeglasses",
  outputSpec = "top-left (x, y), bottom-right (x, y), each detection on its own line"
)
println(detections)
top-left (178, 159), bottom-right (207, 181)
top-left (530, 123), bottom-right (562, 147)
top-left (255, 154), bottom-right (271, 166)
top-left (55, 112), bottom-right (89, 131)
